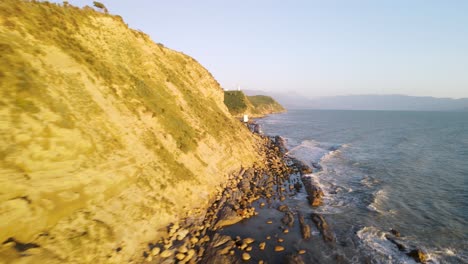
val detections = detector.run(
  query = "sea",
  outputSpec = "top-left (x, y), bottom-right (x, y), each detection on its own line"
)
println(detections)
top-left (256, 109), bottom-right (468, 264)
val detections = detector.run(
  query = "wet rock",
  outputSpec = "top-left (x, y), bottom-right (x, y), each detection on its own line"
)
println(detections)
top-left (175, 253), bottom-right (186, 260)
top-left (407, 249), bottom-right (428, 263)
top-left (243, 238), bottom-right (255, 244)
top-left (151, 247), bottom-right (161, 256)
top-left (278, 205), bottom-right (289, 212)
top-left (212, 234), bottom-right (232, 248)
top-left (385, 235), bottom-right (406, 251)
top-left (176, 229), bottom-right (189, 240)
top-left (214, 206), bottom-right (243, 228)
top-left (281, 211), bottom-right (294, 227)
top-left (274, 246), bottom-right (285, 252)
top-left (311, 213), bottom-right (335, 243)
top-left (160, 249), bottom-right (173, 258)
top-left (285, 254), bottom-right (305, 264)
top-left (259, 242), bottom-right (266, 250)
top-left (390, 229), bottom-right (401, 237)
top-left (302, 177), bottom-right (324, 207)
top-left (294, 182), bottom-right (302, 192)
top-left (185, 249), bottom-right (196, 261)
top-left (298, 213), bottom-right (311, 240)
top-left (178, 246), bottom-right (188, 253)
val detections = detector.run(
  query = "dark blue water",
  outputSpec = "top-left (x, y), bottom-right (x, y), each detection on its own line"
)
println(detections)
top-left (257, 110), bottom-right (468, 263)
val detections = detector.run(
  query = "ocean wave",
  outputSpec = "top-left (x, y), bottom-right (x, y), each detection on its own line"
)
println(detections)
top-left (356, 226), bottom-right (466, 264)
top-left (357, 226), bottom-right (421, 264)
top-left (368, 189), bottom-right (390, 214)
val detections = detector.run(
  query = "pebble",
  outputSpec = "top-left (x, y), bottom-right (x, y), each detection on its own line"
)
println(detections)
top-left (190, 237), bottom-right (199, 244)
top-left (243, 238), bottom-right (255, 244)
top-left (175, 253), bottom-right (186, 260)
top-left (298, 249), bottom-right (306, 254)
top-left (151, 247), bottom-right (161, 256)
top-left (146, 256), bottom-right (152, 262)
top-left (242, 253), bottom-right (251, 261)
top-left (277, 238), bottom-right (284, 243)
top-left (259, 261), bottom-right (265, 264)
top-left (259, 242), bottom-right (266, 250)
top-left (246, 246), bottom-right (252, 252)
top-left (178, 246), bottom-right (188, 253)
top-left (266, 220), bottom-right (273, 224)
top-left (184, 249), bottom-right (195, 261)
top-left (260, 202), bottom-right (266, 207)
top-left (283, 229), bottom-right (289, 234)
top-left (160, 250), bottom-right (173, 258)
top-left (239, 243), bottom-right (248, 250)
top-left (274, 246), bottom-right (285, 252)
top-left (266, 236), bottom-right (271, 240)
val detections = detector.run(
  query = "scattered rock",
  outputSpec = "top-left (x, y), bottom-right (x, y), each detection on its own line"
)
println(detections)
top-left (175, 253), bottom-right (186, 260)
top-left (246, 246), bottom-right (252, 252)
top-left (178, 246), bottom-right (188, 253)
top-left (275, 246), bottom-right (285, 252)
top-left (266, 220), bottom-right (273, 224)
top-left (277, 238), bottom-right (284, 243)
top-left (242, 252), bottom-right (251, 261)
top-left (298, 213), bottom-right (311, 240)
top-left (278, 205), bottom-right (289, 212)
top-left (283, 228), bottom-right (289, 234)
top-left (259, 242), bottom-right (266, 250)
top-left (302, 177), bottom-right (324, 207)
top-left (176, 229), bottom-right (189, 240)
top-left (281, 211), bottom-right (294, 227)
top-left (151, 247), bottom-right (161, 256)
top-left (407, 249), bottom-right (428, 263)
top-left (285, 254), bottom-right (305, 264)
top-left (212, 234), bottom-right (232, 248)
top-left (243, 237), bottom-right (255, 244)
top-left (160, 249), bottom-right (173, 258)
top-left (298, 249), bottom-right (306, 254)
top-left (311, 213), bottom-right (335, 243)
top-left (390, 229), bottom-right (401, 237)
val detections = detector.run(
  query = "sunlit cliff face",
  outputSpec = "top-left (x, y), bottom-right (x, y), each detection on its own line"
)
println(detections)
top-left (0, 1), bottom-right (260, 262)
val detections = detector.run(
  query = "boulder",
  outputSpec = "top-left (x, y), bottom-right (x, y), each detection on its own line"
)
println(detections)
top-left (311, 213), bottom-right (334, 243)
top-left (281, 211), bottom-right (295, 227)
top-left (407, 249), bottom-right (428, 263)
top-left (298, 213), bottom-right (311, 240)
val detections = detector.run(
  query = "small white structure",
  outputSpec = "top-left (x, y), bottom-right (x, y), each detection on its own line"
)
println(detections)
top-left (243, 114), bottom-right (249, 123)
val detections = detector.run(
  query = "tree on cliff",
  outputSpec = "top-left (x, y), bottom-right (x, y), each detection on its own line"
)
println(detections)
top-left (93, 1), bottom-right (108, 13)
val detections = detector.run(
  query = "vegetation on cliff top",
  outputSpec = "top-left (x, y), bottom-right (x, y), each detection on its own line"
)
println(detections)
top-left (224, 90), bottom-right (286, 117)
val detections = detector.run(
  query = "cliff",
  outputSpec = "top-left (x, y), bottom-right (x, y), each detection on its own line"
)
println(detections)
top-left (0, 1), bottom-right (261, 263)
top-left (223, 91), bottom-right (286, 117)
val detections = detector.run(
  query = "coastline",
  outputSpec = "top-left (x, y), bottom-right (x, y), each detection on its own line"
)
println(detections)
top-left (144, 116), bottom-right (432, 264)
top-left (142, 118), bottom-right (330, 264)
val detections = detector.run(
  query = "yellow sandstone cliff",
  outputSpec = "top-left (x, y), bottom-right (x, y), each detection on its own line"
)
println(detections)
top-left (0, 1), bottom-right (260, 263)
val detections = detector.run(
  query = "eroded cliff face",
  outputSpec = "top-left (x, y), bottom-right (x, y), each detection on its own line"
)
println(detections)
top-left (0, 1), bottom-right (260, 262)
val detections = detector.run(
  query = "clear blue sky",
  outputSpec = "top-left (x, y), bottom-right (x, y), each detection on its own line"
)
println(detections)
top-left (61, 1), bottom-right (467, 98)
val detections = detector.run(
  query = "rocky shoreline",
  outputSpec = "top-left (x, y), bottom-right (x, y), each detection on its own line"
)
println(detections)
top-left (140, 123), bottom-right (335, 264)
top-left (141, 122), bottom-right (428, 264)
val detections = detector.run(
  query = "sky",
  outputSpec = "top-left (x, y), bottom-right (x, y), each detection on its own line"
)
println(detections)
top-left (59, 1), bottom-right (467, 99)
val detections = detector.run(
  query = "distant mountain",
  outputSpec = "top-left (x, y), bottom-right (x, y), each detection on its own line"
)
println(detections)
top-left (243, 91), bottom-right (468, 111)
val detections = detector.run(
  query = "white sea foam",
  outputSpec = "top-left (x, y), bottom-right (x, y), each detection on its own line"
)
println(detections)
top-left (357, 226), bottom-right (416, 264)
top-left (368, 189), bottom-right (388, 214)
